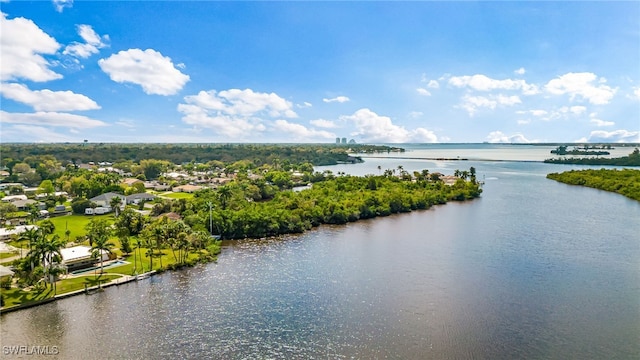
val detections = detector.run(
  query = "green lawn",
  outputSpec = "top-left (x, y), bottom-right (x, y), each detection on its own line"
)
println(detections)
top-left (39, 213), bottom-right (115, 240)
top-left (0, 252), bottom-right (18, 260)
top-left (104, 248), bottom-right (205, 275)
top-left (1, 274), bottom-right (121, 308)
top-left (161, 192), bottom-right (194, 200)
top-left (55, 274), bottom-right (121, 293)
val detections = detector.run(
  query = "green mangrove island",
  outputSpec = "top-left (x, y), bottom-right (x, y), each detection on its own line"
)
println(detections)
top-left (544, 148), bottom-right (640, 166)
top-left (0, 144), bottom-right (481, 311)
top-left (547, 168), bottom-right (640, 201)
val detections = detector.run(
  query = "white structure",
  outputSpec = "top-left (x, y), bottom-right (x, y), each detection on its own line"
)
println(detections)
top-left (0, 225), bottom-right (38, 241)
top-left (1, 194), bottom-right (28, 202)
top-left (60, 246), bottom-right (109, 271)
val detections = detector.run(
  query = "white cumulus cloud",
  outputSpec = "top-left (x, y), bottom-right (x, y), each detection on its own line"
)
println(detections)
top-left (3, 125), bottom-right (77, 142)
top-left (63, 24), bottom-right (108, 59)
top-left (52, 0), bottom-right (73, 13)
top-left (310, 119), bottom-right (338, 128)
top-left (586, 130), bottom-right (639, 143)
top-left (323, 96), bottom-right (350, 103)
top-left (181, 89), bottom-right (297, 118)
top-left (272, 120), bottom-right (336, 141)
top-left (416, 88), bottom-right (431, 96)
top-left (514, 67), bottom-right (526, 75)
top-left (99, 48), bottom-right (190, 95)
top-left (485, 131), bottom-right (532, 143)
top-left (589, 119), bottom-right (615, 127)
top-left (178, 88), bottom-right (299, 139)
top-left (427, 80), bottom-right (440, 89)
top-left (0, 110), bottom-right (107, 128)
top-left (341, 108), bottom-right (438, 143)
top-left (0, 13), bottom-right (62, 82)
top-left (449, 74), bottom-right (539, 95)
top-left (545, 72), bottom-right (617, 105)
top-left (460, 94), bottom-right (520, 116)
top-left (0, 83), bottom-right (100, 111)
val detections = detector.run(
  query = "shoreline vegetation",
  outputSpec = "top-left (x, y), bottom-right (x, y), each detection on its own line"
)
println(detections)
top-left (0, 143), bottom-right (483, 312)
top-left (547, 168), bottom-right (640, 201)
top-left (0, 143), bottom-right (404, 167)
top-left (544, 148), bottom-right (640, 166)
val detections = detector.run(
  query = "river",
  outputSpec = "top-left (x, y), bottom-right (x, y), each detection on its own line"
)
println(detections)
top-left (2, 145), bottom-right (639, 359)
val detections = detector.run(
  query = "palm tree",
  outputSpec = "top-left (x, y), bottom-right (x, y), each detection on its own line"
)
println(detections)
top-left (20, 227), bottom-right (42, 273)
top-left (90, 235), bottom-right (115, 276)
top-left (41, 235), bottom-right (65, 293)
top-left (110, 195), bottom-right (123, 217)
top-left (39, 219), bottom-right (56, 236)
top-left (218, 186), bottom-right (232, 210)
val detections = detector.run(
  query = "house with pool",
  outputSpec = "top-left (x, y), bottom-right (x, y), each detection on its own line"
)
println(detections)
top-left (60, 246), bottom-right (111, 271)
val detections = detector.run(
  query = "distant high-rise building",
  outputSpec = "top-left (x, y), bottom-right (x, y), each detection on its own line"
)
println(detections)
top-left (341, 137), bottom-right (347, 144)
top-left (336, 137), bottom-right (341, 144)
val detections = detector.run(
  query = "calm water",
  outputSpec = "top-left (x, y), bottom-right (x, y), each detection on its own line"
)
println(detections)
top-left (2, 147), bottom-right (639, 359)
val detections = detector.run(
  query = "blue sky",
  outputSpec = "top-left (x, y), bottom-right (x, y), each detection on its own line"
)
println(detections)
top-left (1, 1), bottom-right (639, 143)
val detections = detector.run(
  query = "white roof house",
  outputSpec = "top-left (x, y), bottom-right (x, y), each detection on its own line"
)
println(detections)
top-left (60, 245), bottom-right (109, 270)
top-left (0, 225), bottom-right (38, 241)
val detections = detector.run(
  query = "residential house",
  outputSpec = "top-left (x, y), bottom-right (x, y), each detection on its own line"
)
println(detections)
top-left (172, 184), bottom-right (203, 193)
top-left (0, 183), bottom-right (24, 191)
top-left (0, 225), bottom-right (38, 241)
top-left (121, 177), bottom-right (143, 187)
top-left (144, 181), bottom-right (169, 191)
top-left (125, 193), bottom-right (156, 205)
top-left (59, 245), bottom-right (110, 271)
top-left (1, 195), bottom-right (28, 202)
top-left (11, 199), bottom-right (45, 211)
top-left (89, 192), bottom-right (126, 208)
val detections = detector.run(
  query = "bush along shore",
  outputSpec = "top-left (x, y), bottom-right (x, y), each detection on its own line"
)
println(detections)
top-left (547, 168), bottom-right (640, 201)
top-left (544, 148), bottom-right (640, 166)
top-left (1, 166), bottom-right (481, 311)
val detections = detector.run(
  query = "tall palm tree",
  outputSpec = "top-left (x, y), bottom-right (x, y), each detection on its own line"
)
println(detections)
top-left (218, 185), bottom-right (232, 210)
top-left (41, 234), bottom-right (65, 293)
top-left (39, 219), bottom-right (55, 236)
top-left (110, 195), bottom-right (123, 217)
top-left (90, 235), bottom-right (115, 276)
top-left (20, 227), bottom-right (42, 273)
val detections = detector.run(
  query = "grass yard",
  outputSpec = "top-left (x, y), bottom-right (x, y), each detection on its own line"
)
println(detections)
top-left (105, 249), bottom-right (205, 275)
top-left (39, 213), bottom-right (115, 240)
top-left (0, 251), bottom-right (19, 260)
top-left (55, 274), bottom-right (121, 293)
top-left (161, 192), bottom-right (194, 200)
top-left (1, 274), bottom-right (121, 308)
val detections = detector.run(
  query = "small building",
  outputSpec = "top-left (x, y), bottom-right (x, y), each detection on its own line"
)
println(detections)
top-left (172, 184), bottom-right (203, 193)
top-left (125, 193), bottom-right (156, 205)
top-left (0, 183), bottom-right (24, 191)
top-left (121, 178), bottom-right (143, 187)
top-left (89, 192), bottom-right (126, 208)
top-left (11, 199), bottom-right (45, 211)
top-left (60, 245), bottom-right (109, 271)
top-left (0, 225), bottom-right (38, 241)
top-left (1, 195), bottom-right (28, 202)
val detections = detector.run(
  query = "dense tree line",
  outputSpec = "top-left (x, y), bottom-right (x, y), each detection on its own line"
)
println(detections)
top-left (547, 168), bottom-right (640, 201)
top-left (177, 169), bottom-right (483, 239)
top-left (544, 148), bottom-right (640, 166)
top-left (0, 144), bottom-right (401, 168)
